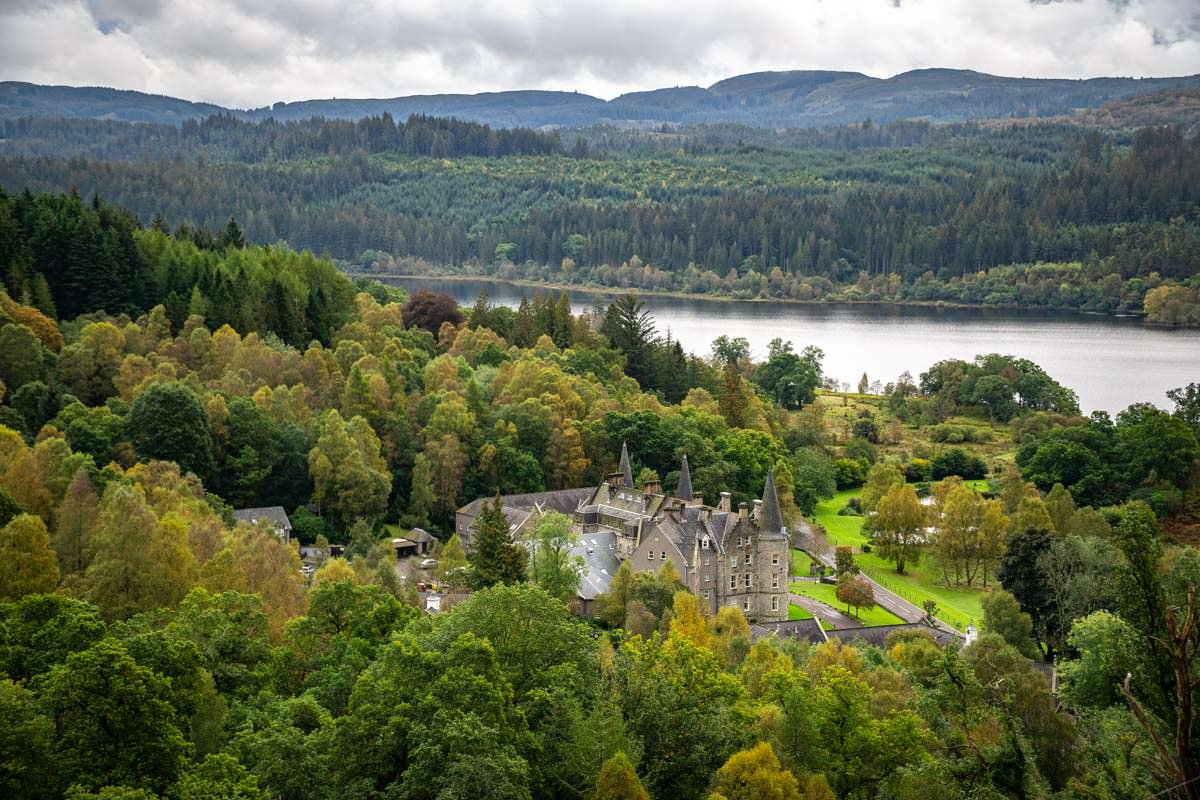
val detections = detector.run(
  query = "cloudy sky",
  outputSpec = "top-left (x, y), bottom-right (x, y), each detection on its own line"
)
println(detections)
top-left (2, 0), bottom-right (1199, 108)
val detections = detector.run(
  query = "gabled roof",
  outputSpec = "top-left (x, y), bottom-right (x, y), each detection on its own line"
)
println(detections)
top-left (457, 487), bottom-right (592, 518)
top-left (232, 506), bottom-right (292, 530)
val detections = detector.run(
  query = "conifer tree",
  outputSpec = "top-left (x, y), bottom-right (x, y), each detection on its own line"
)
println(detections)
top-left (469, 495), bottom-right (527, 589)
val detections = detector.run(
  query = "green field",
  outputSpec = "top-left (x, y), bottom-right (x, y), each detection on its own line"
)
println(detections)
top-left (789, 581), bottom-right (904, 627)
top-left (810, 485), bottom-right (988, 630)
top-left (789, 548), bottom-right (820, 577)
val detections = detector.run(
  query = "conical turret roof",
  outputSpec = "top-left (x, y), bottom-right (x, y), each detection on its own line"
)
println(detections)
top-left (677, 454), bottom-right (694, 500)
top-left (759, 468), bottom-right (783, 532)
top-left (619, 442), bottom-right (634, 487)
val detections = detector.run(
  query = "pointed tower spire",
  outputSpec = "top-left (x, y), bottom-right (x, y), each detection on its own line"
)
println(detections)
top-left (759, 468), bottom-right (783, 532)
top-left (619, 441), bottom-right (634, 487)
top-left (677, 454), bottom-right (694, 501)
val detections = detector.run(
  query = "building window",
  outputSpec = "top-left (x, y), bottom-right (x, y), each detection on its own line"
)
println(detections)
top-left (771, 553), bottom-right (780, 565)
top-left (730, 556), bottom-right (737, 568)
top-left (743, 598), bottom-right (750, 611)
top-left (730, 574), bottom-right (737, 589)
top-left (660, 551), bottom-right (666, 561)
top-left (737, 536), bottom-right (744, 548)
top-left (771, 574), bottom-right (779, 589)
top-left (702, 537), bottom-right (710, 549)
top-left (705, 574), bottom-right (711, 583)
top-left (771, 596), bottom-right (779, 612)
top-left (647, 550), bottom-right (655, 560)
top-left (703, 558), bottom-right (711, 567)
top-left (744, 573), bottom-right (752, 588)
top-left (746, 554), bottom-right (753, 567)
top-left (703, 590), bottom-right (710, 599)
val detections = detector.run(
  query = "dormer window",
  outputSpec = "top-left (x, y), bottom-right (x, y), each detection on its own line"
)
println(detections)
top-left (701, 536), bottom-right (710, 549)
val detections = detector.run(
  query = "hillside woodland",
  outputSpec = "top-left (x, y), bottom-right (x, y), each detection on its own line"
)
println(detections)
top-left (4, 113), bottom-right (1200, 324)
top-left (1, 193), bottom-right (1200, 799)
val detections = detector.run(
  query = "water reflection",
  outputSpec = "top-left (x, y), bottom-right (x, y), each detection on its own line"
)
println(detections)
top-left (380, 276), bottom-right (1200, 415)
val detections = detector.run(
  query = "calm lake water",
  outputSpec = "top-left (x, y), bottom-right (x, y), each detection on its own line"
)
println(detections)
top-left (381, 276), bottom-right (1200, 415)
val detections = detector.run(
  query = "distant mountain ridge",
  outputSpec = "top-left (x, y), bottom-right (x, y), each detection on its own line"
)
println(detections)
top-left (4, 69), bottom-right (1200, 129)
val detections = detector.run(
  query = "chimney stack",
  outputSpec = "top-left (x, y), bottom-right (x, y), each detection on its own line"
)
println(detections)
top-left (738, 501), bottom-right (749, 520)
top-left (693, 491), bottom-right (704, 507)
top-left (719, 492), bottom-right (732, 512)
top-left (643, 479), bottom-right (661, 496)
top-left (753, 499), bottom-right (762, 521)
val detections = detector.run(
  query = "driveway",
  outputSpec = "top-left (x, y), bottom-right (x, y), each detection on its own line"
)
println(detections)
top-left (789, 593), bottom-right (862, 628)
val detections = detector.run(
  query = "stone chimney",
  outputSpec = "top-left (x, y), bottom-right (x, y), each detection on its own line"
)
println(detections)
top-left (738, 501), bottom-right (749, 520)
top-left (752, 499), bottom-right (762, 521)
top-left (693, 491), bottom-right (704, 507)
top-left (643, 479), bottom-right (661, 496)
top-left (606, 473), bottom-right (623, 488)
top-left (718, 492), bottom-right (732, 512)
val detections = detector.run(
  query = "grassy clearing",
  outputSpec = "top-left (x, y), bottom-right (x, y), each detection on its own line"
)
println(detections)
top-left (813, 489), bottom-right (868, 548)
top-left (790, 548), bottom-right (820, 577)
top-left (810, 486), bottom-right (987, 629)
top-left (789, 581), bottom-right (904, 627)
top-left (788, 603), bottom-right (812, 620)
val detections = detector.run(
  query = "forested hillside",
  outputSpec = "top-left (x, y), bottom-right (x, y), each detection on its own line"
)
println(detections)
top-left (3, 115), bottom-right (1199, 323)
top-left (1, 191), bottom-right (1200, 798)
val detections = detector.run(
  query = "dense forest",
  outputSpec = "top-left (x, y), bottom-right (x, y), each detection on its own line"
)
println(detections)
top-left (1, 191), bottom-right (1200, 799)
top-left (2, 114), bottom-right (1200, 323)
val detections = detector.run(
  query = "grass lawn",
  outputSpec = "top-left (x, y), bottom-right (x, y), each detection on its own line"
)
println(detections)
top-left (813, 489), bottom-right (868, 548)
top-left (788, 603), bottom-right (812, 620)
top-left (790, 548), bottom-right (820, 577)
top-left (810, 487), bottom-right (987, 630)
top-left (787, 603), bottom-right (835, 630)
top-left (789, 581), bottom-right (904, 627)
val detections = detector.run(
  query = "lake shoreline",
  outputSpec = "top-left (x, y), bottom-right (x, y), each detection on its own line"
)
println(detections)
top-left (348, 270), bottom-right (1153, 323)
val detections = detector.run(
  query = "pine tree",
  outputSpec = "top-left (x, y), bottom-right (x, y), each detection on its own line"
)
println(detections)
top-left (469, 495), bottom-right (527, 589)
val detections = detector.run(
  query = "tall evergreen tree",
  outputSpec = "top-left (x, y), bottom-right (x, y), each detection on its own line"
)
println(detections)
top-left (469, 495), bottom-right (527, 590)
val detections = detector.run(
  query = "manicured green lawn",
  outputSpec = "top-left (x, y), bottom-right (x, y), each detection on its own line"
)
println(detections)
top-left (789, 581), bottom-right (904, 627)
top-left (813, 489), bottom-right (868, 548)
top-left (788, 603), bottom-right (812, 620)
top-left (809, 485), bottom-right (988, 630)
top-left (789, 548), bottom-right (820, 577)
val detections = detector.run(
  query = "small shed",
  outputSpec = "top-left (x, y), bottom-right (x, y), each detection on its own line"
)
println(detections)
top-left (392, 528), bottom-right (435, 559)
top-left (232, 506), bottom-right (293, 543)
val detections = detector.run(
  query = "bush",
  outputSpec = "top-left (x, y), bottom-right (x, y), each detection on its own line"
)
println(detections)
top-left (905, 458), bottom-right (932, 482)
top-left (931, 448), bottom-right (988, 480)
top-left (834, 458), bottom-right (868, 489)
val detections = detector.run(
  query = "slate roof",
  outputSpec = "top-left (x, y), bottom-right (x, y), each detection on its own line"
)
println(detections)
top-left (826, 623), bottom-right (964, 649)
top-left (574, 529), bottom-right (621, 600)
top-left (676, 455), bottom-right (694, 501)
top-left (619, 442), bottom-right (634, 487)
top-left (457, 487), bottom-right (592, 518)
top-left (758, 469), bottom-right (784, 534)
top-left (232, 506), bottom-right (292, 530)
top-left (750, 619), bottom-right (828, 644)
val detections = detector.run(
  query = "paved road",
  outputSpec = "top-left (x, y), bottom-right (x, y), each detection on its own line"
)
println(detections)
top-left (789, 593), bottom-right (862, 628)
top-left (791, 519), bottom-right (963, 637)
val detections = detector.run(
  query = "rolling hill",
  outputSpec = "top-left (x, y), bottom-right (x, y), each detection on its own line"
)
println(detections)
top-left (3, 69), bottom-right (1199, 129)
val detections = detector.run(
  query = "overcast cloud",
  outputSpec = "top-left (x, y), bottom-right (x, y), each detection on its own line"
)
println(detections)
top-left (1, 0), bottom-right (1198, 108)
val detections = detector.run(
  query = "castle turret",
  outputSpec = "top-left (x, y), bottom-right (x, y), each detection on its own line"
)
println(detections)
top-left (759, 468), bottom-right (783, 533)
top-left (677, 454), bottom-right (694, 502)
top-left (619, 442), bottom-right (634, 488)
